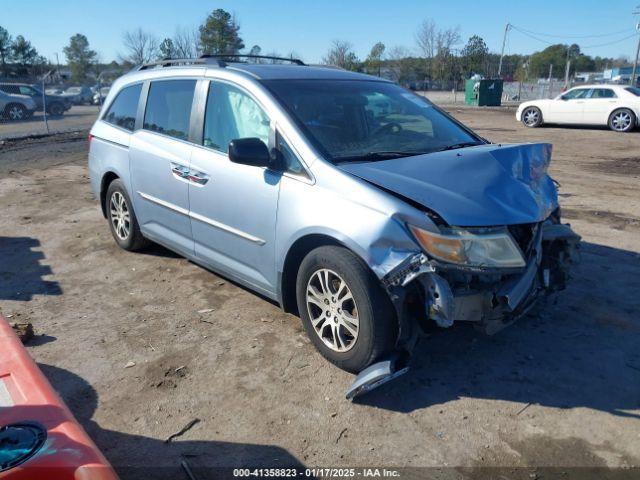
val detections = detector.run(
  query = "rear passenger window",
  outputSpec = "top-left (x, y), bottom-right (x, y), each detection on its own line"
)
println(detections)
top-left (143, 80), bottom-right (196, 140)
top-left (591, 89), bottom-right (616, 99)
top-left (103, 84), bottom-right (141, 131)
top-left (203, 82), bottom-right (270, 153)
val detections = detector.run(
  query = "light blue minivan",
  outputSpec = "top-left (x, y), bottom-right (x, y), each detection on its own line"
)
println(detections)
top-left (89, 55), bottom-right (579, 382)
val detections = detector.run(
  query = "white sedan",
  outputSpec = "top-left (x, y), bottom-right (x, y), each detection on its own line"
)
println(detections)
top-left (516, 85), bottom-right (640, 132)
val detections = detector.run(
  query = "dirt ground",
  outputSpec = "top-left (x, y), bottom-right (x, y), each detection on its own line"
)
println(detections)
top-left (0, 108), bottom-right (639, 479)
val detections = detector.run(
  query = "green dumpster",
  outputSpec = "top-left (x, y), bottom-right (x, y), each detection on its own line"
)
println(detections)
top-left (464, 78), bottom-right (504, 106)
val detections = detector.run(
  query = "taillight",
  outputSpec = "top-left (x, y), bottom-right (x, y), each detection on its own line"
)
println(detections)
top-left (88, 133), bottom-right (93, 146)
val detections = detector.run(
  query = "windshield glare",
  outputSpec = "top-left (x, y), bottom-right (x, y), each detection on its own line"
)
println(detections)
top-left (262, 79), bottom-right (480, 162)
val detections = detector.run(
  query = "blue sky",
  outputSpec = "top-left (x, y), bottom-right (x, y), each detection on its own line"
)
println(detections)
top-left (3, 0), bottom-right (639, 63)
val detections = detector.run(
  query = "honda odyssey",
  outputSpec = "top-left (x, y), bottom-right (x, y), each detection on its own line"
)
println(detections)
top-left (88, 55), bottom-right (579, 379)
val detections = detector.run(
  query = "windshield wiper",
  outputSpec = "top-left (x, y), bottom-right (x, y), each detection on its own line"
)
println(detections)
top-left (435, 141), bottom-right (483, 152)
top-left (334, 151), bottom-right (426, 163)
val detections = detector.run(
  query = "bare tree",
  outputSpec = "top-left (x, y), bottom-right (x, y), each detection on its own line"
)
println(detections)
top-left (416, 19), bottom-right (437, 60)
top-left (386, 46), bottom-right (412, 84)
top-left (322, 40), bottom-right (359, 71)
top-left (173, 26), bottom-right (201, 58)
top-left (120, 29), bottom-right (158, 65)
top-left (415, 19), bottom-right (461, 81)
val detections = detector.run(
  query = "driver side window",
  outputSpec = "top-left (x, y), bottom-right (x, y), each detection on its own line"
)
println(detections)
top-left (203, 81), bottom-right (270, 154)
top-left (562, 89), bottom-right (589, 100)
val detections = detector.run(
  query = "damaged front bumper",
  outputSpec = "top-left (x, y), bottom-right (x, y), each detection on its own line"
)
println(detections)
top-left (383, 220), bottom-right (581, 344)
top-left (346, 219), bottom-right (579, 400)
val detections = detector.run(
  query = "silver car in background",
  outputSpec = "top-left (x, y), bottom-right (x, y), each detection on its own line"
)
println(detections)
top-left (0, 89), bottom-right (37, 121)
top-left (88, 56), bottom-right (579, 381)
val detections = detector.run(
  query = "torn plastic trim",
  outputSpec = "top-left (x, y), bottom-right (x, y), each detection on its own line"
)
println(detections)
top-left (345, 353), bottom-right (410, 400)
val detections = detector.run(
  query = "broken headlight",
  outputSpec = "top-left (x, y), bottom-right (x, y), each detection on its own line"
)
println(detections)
top-left (409, 226), bottom-right (526, 268)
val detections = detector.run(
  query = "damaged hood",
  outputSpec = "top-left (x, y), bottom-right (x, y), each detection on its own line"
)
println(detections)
top-left (339, 143), bottom-right (558, 226)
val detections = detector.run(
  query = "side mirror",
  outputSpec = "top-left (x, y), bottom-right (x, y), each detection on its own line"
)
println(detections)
top-left (228, 138), bottom-right (270, 167)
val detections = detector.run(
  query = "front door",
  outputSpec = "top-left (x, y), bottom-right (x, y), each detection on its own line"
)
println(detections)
top-left (547, 88), bottom-right (590, 123)
top-left (129, 79), bottom-right (197, 257)
top-left (189, 80), bottom-right (280, 296)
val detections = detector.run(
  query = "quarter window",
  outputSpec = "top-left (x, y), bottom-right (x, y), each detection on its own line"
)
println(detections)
top-left (203, 82), bottom-right (270, 153)
top-left (19, 86), bottom-right (36, 96)
top-left (103, 83), bottom-right (142, 132)
top-left (277, 132), bottom-right (305, 176)
top-left (143, 80), bottom-right (196, 140)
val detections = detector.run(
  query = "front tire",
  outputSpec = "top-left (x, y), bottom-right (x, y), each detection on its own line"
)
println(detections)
top-left (5, 103), bottom-right (27, 121)
top-left (296, 246), bottom-right (397, 373)
top-left (105, 179), bottom-right (148, 251)
top-left (48, 102), bottom-right (64, 116)
top-left (521, 106), bottom-right (543, 128)
top-left (608, 108), bottom-right (635, 132)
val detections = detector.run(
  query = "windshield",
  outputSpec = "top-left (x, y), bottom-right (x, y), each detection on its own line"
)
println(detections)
top-left (625, 87), bottom-right (640, 97)
top-left (262, 79), bottom-right (481, 162)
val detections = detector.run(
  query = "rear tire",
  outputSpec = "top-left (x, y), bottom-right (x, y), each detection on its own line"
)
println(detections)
top-left (296, 246), bottom-right (397, 373)
top-left (608, 108), bottom-right (635, 132)
top-left (521, 106), bottom-right (543, 128)
top-left (105, 179), bottom-right (148, 251)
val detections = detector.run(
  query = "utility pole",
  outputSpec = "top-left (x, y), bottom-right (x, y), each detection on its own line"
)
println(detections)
top-left (631, 6), bottom-right (640, 86)
top-left (564, 45), bottom-right (574, 89)
top-left (548, 64), bottom-right (554, 98)
top-left (497, 23), bottom-right (510, 78)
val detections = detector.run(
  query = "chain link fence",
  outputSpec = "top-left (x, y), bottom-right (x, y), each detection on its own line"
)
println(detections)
top-left (0, 75), bottom-right (102, 141)
top-left (502, 81), bottom-right (569, 102)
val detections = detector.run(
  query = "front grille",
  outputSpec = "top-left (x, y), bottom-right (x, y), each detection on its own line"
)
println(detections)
top-left (508, 223), bottom-right (537, 256)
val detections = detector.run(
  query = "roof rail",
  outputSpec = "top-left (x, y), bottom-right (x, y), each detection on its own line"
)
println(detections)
top-left (137, 57), bottom-right (227, 71)
top-left (199, 54), bottom-right (305, 66)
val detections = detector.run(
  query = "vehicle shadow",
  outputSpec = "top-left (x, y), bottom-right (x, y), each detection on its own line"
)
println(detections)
top-left (0, 236), bottom-right (62, 300)
top-left (34, 364), bottom-right (308, 480)
top-left (541, 123), bottom-right (640, 134)
top-left (357, 241), bottom-right (640, 416)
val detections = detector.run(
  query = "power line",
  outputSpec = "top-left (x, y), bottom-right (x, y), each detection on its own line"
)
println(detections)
top-left (510, 25), bottom-right (638, 49)
top-left (582, 32), bottom-right (639, 48)
top-left (511, 25), bottom-right (636, 39)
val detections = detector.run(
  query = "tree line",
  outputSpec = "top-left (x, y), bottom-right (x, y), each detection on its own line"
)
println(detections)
top-left (0, 12), bottom-right (633, 87)
top-left (325, 19), bottom-right (632, 87)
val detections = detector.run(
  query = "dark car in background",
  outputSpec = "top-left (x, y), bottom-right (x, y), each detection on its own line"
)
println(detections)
top-left (0, 83), bottom-right (72, 116)
top-left (62, 85), bottom-right (93, 105)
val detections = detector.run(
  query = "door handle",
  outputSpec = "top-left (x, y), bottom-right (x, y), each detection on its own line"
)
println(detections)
top-left (170, 163), bottom-right (190, 179)
top-left (188, 170), bottom-right (209, 185)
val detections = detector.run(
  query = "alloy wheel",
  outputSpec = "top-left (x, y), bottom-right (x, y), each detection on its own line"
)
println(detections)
top-left (611, 111), bottom-right (632, 132)
top-left (8, 106), bottom-right (24, 121)
top-left (523, 108), bottom-right (539, 126)
top-left (306, 268), bottom-right (359, 352)
top-left (109, 191), bottom-right (131, 241)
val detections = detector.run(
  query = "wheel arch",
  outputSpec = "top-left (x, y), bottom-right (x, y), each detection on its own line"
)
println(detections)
top-left (100, 171), bottom-right (120, 218)
top-left (279, 233), bottom-right (368, 315)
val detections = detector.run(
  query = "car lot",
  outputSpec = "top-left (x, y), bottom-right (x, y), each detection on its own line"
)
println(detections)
top-left (0, 107), bottom-right (638, 478)
top-left (0, 104), bottom-right (100, 140)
